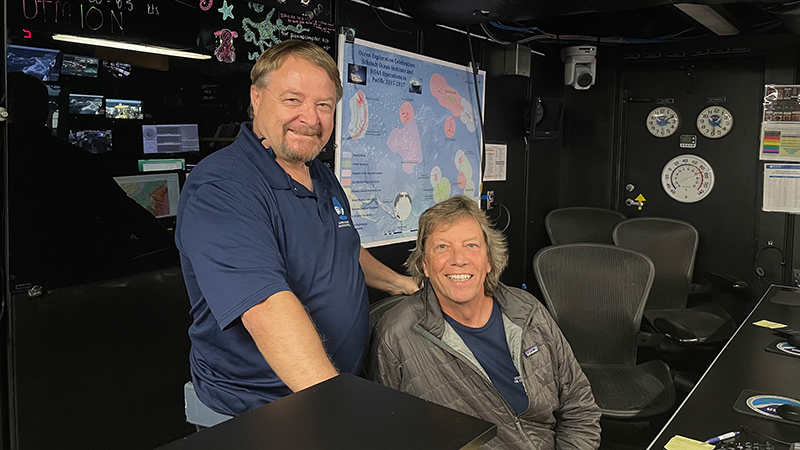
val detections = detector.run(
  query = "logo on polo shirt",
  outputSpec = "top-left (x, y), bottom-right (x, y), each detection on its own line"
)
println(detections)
top-left (332, 197), bottom-right (348, 220)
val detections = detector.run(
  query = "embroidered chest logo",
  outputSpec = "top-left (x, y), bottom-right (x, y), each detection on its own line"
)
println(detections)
top-left (332, 196), bottom-right (352, 228)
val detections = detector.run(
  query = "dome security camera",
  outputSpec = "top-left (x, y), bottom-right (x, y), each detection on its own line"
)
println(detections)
top-left (561, 46), bottom-right (597, 90)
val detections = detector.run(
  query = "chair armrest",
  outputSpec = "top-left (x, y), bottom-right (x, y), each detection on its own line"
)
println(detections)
top-left (703, 271), bottom-right (749, 294)
top-left (637, 331), bottom-right (664, 347)
top-left (653, 318), bottom-right (700, 344)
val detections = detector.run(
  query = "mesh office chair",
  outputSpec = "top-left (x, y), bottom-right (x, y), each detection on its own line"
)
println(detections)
top-left (544, 207), bottom-right (626, 245)
top-left (533, 244), bottom-right (675, 418)
top-left (613, 217), bottom-right (737, 345)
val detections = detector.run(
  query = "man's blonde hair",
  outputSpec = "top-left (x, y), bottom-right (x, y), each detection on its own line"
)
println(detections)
top-left (248, 40), bottom-right (342, 118)
top-left (405, 195), bottom-right (509, 296)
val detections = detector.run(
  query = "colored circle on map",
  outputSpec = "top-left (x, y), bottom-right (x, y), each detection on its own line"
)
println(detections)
top-left (430, 167), bottom-right (443, 188)
top-left (399, 102), bottom-right (414, 125)
top-left (464, 180), bottom-right (476, 198)
top-left (444, 116), bottom-right (456, 138)
top-left (394, 192), bottom-right (412, 221)
top-left (454, 149), bottom-right (466, 169)
top-left (433, 178), bottom-right (451, 202)
top-left (457, 172), bottom-right (467, 189)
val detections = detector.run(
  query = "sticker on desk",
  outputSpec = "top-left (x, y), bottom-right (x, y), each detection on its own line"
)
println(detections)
top-left (732, 389), bottom-right (800, 426)
top-left (765, 339), bottom-right (800, 358)
top-left (752, 320), bottom-right (787, 329)
top-left (664, 435), bottom-right (714, 450)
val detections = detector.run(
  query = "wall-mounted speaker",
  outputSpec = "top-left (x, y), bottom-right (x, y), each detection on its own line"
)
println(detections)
top-left (526, 97), bottom-right (562, 138)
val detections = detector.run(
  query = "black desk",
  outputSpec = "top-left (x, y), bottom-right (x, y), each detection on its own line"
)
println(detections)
top-left (647, 285), bottom-right (800, 449)
top-left (158, 373), bottom-right (497, 450)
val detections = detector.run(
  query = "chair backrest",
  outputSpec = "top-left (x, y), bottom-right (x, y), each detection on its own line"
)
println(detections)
top-left (545, 207), bottom-right (626, 245)
top-left (533, 243), bottom-right (654, 366)
top-left (613, 217), bottom-right (698, 311)
top-left (369, 295), bottom-right (407, 332)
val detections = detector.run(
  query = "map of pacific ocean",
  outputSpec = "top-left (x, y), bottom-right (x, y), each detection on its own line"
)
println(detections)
top-left (336, 37), bottom-right (485, 247)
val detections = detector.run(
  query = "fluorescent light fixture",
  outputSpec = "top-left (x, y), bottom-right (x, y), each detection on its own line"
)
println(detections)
top-left (52, 34), bottom-right (211, 60)
top-left (674, 4), bottom-right (739, 36)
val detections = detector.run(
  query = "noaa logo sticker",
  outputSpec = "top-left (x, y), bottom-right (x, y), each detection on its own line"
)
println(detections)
top-left (745, 395), bottom-right (800, 418)
top-left (777, 342), bottom-right (800, 356)
top-left (332, 197), bottom-right (348, 220)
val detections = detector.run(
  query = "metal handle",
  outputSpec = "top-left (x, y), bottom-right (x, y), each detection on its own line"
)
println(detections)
top-left (625, 198), bottom-right (643, 207)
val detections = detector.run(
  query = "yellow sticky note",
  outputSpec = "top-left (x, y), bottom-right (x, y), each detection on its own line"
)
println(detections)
top-left (664, 435), bottom-right (715, 450)
top-left (752, 320), bottom-right (788, 329)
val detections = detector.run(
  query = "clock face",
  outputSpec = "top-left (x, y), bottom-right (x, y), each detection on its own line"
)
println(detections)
top-left (696, 106), bottom-right (733, 139)
top-left (661, 154), bottom-right (715, 203)
top-left (647, 106), bottom-right (681, 138)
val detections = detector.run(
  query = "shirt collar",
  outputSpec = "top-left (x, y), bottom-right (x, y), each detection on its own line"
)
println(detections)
top-left (239, 122), bottom-right (330, 194)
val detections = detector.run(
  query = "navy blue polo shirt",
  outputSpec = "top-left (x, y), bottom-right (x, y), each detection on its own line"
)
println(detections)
top-left (176, 122), bottom-right (369, 415)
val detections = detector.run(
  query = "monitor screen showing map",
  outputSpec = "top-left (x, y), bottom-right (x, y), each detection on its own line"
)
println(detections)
top-left (68, 94), bottom-right (104, 115)
top-left (113, 173), bottom-right (180, 218)
top-left (105, 98), bottom-right (143, 119)
top-left (61, 54), bottom-right (100, 78)
top-left (142, 124), bottom-right (200, 154)
top-left (7, 45), bottom-right (61, 82)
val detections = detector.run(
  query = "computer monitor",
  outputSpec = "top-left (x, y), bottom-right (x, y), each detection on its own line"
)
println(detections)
top-left (142, 124), bottom-right (200, 154)
top-left (105, 99), bottom-right (143, 119)
top-left (61, 54), bottom-right (100, 78)
top-left (113, 172), bottom-right (180, 218)
top-left (68, 130), bottom-right (113, 154)
top-left (102, 60), bottom-right (132, 78)
top-left (69, 94), bottom-right (104, 115)
top-left (7, 44), bottom-right (61, 82)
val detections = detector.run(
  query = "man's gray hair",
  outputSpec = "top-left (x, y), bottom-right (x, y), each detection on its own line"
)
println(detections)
top-left (405, 195), bottom-right (508, 296)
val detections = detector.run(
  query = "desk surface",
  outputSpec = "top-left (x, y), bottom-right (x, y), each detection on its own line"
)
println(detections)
top-left (648, 285), bottom-right (800, 449)
top-left (158, 373), bottom-right (497, 450)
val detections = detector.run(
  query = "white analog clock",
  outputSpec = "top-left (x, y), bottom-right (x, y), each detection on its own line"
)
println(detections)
top-left (696, 106), bottom-right (733, 139)
top-left (647, 106), bottom-right (681, 138)
top-left (661, 154), bottom-right (715, 203)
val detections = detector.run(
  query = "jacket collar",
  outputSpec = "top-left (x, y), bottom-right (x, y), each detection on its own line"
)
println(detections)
top-left (417, 280), bottom-right (534, 338)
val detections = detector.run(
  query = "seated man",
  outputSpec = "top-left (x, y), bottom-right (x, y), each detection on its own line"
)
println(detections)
top-left (370, 195), bottom-right (601, 450)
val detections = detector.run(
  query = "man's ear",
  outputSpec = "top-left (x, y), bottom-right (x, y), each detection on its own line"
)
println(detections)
top-left (250, 85), bottom-right (261, 112)
top-left (422, 259), bottom-right (429, 278)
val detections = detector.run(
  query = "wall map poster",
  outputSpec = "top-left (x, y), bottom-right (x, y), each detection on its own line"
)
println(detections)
top-left (336, 36), bottom-right (485, 248)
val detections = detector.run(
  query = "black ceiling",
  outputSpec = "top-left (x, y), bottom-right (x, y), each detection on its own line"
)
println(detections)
top-left (384, 1), bottom-right (795, 41)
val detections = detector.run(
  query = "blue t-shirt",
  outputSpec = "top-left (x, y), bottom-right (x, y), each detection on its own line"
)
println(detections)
top-left (444, 300), bottom-right (529, 415)
top-left (175, 122), bottom-right (369, 415)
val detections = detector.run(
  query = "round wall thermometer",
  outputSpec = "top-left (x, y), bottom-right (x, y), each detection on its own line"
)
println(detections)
top-left (647, 106), bottom-right (681, 138)
top-left (696, 106), bottom-right (733, 139)
top-left (661, 154), bottom-right (715, 203)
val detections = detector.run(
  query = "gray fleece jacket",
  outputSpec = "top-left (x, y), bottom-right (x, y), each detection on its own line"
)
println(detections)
top-left (369, 282), bottom-right (601, 450)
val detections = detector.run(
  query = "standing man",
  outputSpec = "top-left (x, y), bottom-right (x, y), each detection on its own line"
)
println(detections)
top-left (370, 196), bottom-right (601, 449)
top-left (176, 40), bottom-right (417, 416)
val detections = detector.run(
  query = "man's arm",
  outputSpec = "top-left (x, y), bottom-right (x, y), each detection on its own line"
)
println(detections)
top-left (241, 290), bottom-right (338, 393)
top-left (360, 247), bottom-right (419, 295)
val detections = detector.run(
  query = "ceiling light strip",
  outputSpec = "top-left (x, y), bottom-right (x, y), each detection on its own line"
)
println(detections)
top-left (52, 34), bottom-right (211, 60)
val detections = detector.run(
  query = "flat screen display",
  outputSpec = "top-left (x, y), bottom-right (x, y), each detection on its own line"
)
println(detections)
top-left (61, 54), bottom-right (100, 78)
top-left (142, 124), bottom-right (200, 154)
top-left (7, 45), bottom-right (61, 82)
top-left (68, 94), bottom-right (104, 115)
top-left (68, 130), bottom-right (113, 154)
top-left (113, 173), bottom-right (181, 218)
top-left (105, 98), bottom-right (143, 119)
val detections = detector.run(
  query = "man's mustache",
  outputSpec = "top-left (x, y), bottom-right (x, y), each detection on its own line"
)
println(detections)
top-left (285, 124), bottom-right (321, 137)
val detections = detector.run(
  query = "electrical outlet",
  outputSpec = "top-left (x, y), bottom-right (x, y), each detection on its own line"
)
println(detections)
top-left (486, 190), bottom-right (495, 210)
top-left (793, 269), bottom-right (800, 287)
